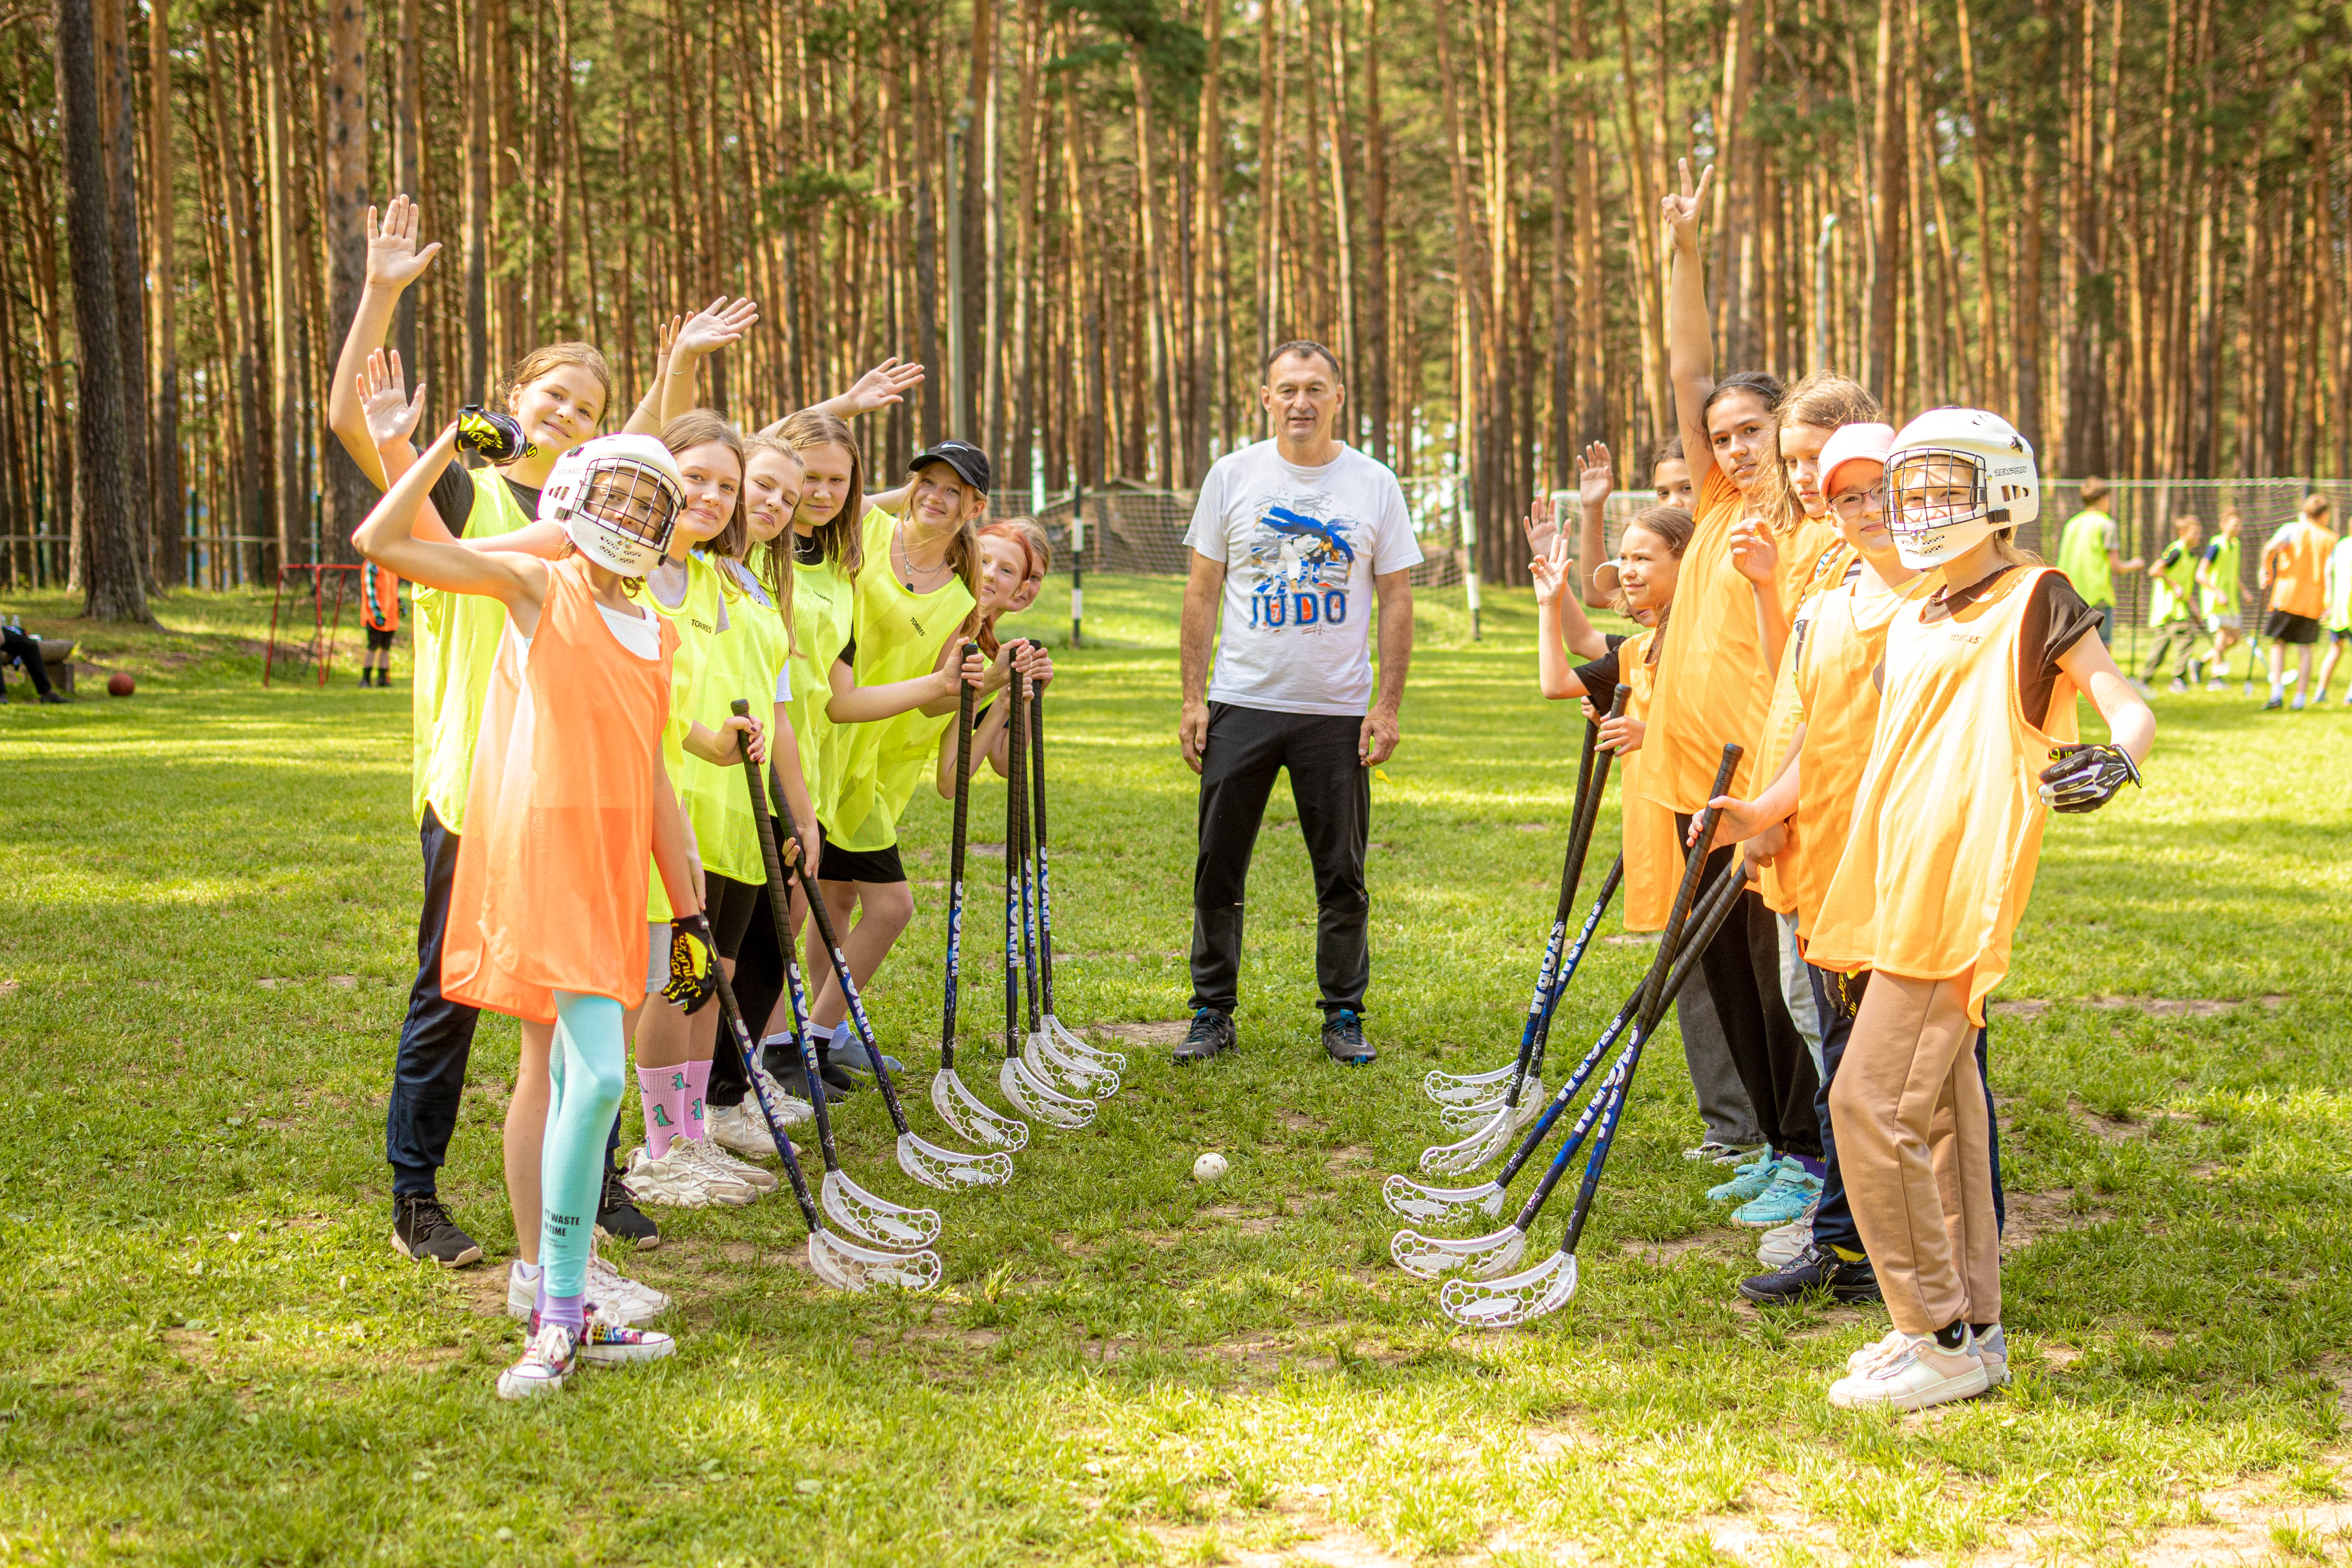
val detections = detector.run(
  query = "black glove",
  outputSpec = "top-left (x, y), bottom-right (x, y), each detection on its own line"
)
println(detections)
top-left (662, 912), bottom-right (718, 1012)
top-left (2038, 743), bottom-right (2141, 814)
top-left (454, 405), bottom-right (538, 463)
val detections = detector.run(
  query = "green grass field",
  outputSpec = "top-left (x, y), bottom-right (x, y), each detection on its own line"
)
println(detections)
top-left (2, 577), bottom-right (2349, 1567)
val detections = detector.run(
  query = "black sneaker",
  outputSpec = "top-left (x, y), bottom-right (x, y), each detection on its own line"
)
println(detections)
top-left (1738, 1243), bottom-right (1881, 1305)
top-left (1173, 1008), bottom-right (1235, 1064)
top-left (1321, 1009), bottom-right (1375, 1066)
top-left (390, 1192), bottom-right (484, 1267)
top-left (595, 1167), bottom-right (661, 1252)
top-left (38, 689), bottom-right (68, 705)
top-left (814, 1041), bottom-right (860, 1095)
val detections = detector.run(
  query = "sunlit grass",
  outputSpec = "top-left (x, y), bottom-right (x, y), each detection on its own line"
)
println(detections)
top-left (0, 578), bottom-right (2347, 1565)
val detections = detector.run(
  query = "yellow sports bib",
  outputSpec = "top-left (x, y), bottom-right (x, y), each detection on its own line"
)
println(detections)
top-left (644, 554), bottom-right (723, 921)
top-left (822, 508), bottom-right (976, 853)
top-left (787, 543), bottom-right (855, 827)
top-left (679, 559), bottom-right (793, 885)
top-left (410, 467), bottom-right (531, 830)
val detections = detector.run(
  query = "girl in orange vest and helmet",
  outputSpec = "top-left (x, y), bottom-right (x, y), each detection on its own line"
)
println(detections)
top-left (1775, 408), bottom-right (2151, 1411)
top-left (357, 418), bottom-right (752, 1400)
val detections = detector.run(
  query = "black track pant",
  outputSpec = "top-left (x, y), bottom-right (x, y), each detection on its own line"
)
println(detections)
top-left (1673, 820), bottom-right (1823, 1160)
top-left (386, 807), bottom-right (482, 1196)
top-left (1189, 703), bottom-right (1370, 1017)
top-left (709, 817), bottom-right (793, 1107)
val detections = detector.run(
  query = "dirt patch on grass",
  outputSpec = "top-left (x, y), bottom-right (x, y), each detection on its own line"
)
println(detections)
top-left (2001, 1187), bottom-right (2117, 1249)
top-left (1094, 1019), bottom-right (1194, 1047)
top-left (1989, 994), bottom-right (2290, 1021)
top-left (1324, 1146), bottom-right (1373, 1176)
top-left (1620, 1233), bottom-right (1737, 1267)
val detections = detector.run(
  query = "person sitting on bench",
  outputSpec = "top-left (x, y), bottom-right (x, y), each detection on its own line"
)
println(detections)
top-left (2, 623), bottom-right (66, 704)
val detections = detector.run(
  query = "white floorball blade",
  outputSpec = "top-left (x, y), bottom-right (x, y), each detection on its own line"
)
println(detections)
top-left (1390, 1223), bottom-right (1530, 1281)
top-left (1024, 1031), bottom-right (1117, 1099)
top-left (1045, 1013), bottom-right (1127, 1075)
top-left (897, 1131), bottom-right (1015, 1190)
top-left (1381, 1172), bottom-right (1508, 1225)
top-left (808, 1228), bottom-right (943, 1293)
top-left (1439, 1080), bottom-right (1544, 1133)
top-left (1000, 1056), bottom-right (1093, 1129)
top-left (931, 1069), bottom-right (1030, 1152)
top-left (1438, 1251), bottom-right (1580, 1328)
top-left (1419, 1106), bottom-right (1520, 1175)
top-left (1423, 1060), bottom-right (1523, 1104)
top-left (819, 1168), bottom-right (942, 1249)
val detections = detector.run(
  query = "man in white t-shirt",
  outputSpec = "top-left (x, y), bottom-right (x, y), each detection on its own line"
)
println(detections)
top-left (1175, 341), bottom-right (1422, 1068)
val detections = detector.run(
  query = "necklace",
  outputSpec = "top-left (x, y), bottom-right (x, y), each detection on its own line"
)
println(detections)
top-left (893, 523), bottom-right (951, 592)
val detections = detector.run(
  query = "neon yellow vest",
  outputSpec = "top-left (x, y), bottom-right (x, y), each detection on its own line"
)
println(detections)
top-left (644, 554), bottom-right (723, 921)
top-left (678, 560), bottom-right (792, 885)
top-left (2056, 511), bottom-right (2116, 607)
top-left (822, 508), bottom-right (976, 853)
top-left (2150, 540), bottom-right (2199, 625)
top-left (786, 544), bottom-right (855, 828)
top-left (409, 466), bottom-right (531, 829)
top-left (2201, 534), bottom-right (2242, 619)
top-left (2326, 537), bottom-right (2352, 632)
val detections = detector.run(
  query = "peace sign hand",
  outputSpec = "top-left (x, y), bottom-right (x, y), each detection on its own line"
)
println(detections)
top-left (1660, 157), bottom-right (1714, 250)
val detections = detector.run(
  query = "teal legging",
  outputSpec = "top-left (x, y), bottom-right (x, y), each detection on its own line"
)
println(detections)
top-left (543, 991), bottom-right (627, 1303)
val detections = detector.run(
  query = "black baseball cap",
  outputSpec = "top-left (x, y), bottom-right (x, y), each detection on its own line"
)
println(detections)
top-left (910, 440), bottom-right (991, 495)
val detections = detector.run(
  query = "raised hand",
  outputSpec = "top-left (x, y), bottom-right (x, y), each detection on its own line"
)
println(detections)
top-left (357, 348), bottom-right (427, 450)
top-left (363, 195), bottom-right (442, 292)
top-left (671, 296), bottom-right (760, 366)
top-left (1729, 515), bottom-right (1780, 586)
top-left (1660, 157), bottom-right (1714, 250)
top-left (1529, 529), bottom-right (1577, 603)
top-left (839, 357), bottom-right (926, 417)
top-left (1578, 440), bottom-right (1615, 509)
top-left (1521, 492), bottom-right (1560, 561)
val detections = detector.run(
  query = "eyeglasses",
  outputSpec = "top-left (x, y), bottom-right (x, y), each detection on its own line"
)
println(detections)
top-left (1828, 484), bottom-right (1887, 520)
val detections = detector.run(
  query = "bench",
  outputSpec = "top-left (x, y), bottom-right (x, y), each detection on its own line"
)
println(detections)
top-left (3, 637), bottom-right (74, 697)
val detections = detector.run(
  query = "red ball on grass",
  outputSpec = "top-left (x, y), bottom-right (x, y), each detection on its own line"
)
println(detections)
top-left (107, 673), bottom-right (134, 697)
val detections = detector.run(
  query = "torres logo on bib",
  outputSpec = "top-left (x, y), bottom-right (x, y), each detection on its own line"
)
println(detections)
top-left (1242, 501), bottom-right (1360, 633)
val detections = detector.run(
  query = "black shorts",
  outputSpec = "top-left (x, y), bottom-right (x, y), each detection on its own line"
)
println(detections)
top-left (2265, 609), bottom-right (2322, 645)
top-left (364, 626), bottom-right (396, 651)
top-left (705, 872), bottom-right (764, 959)
top-left (814, 823), bottom-right (905, 885)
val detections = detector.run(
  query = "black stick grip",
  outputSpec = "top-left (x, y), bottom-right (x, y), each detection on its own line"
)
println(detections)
top-left (711, 956), bottom-right (823, 1234)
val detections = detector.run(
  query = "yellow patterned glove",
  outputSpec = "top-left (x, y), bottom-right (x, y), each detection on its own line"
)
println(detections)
top-left (453, 405), bottom-right (538, 463)
top-left (663, 913), bottom-right (717, 1013)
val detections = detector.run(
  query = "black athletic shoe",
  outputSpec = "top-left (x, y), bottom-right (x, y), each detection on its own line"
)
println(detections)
top-left (1173, 1008), bottom-right (1235, 1063)
top-left (595, 1167), bottom-right (661, 1252)
top-left (390, 1192), bottom-right (484, 1267)
top-left (1321, 1009), bottom-right (1375, 1066)
top-left (814, 1041), bottom-right (860, 1095)
top-left (1738, 1243), bottom-right (1881, 1305)
top-left (38, 689), bottom-right (68, 705)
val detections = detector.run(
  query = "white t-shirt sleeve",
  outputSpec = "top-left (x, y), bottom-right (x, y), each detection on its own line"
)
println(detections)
top-left (1184, 464), bottom-right (1231, 563)
top-left (1367, 475), bottom-right (1424, 574)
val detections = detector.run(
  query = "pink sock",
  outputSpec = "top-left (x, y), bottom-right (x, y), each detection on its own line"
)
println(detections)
top-left (680, 1060), bottom-right (712, 1141)
top-left (637, 1065), bottom-right (687, 1159)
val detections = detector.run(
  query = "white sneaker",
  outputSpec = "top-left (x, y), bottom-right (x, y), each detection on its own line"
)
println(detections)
top-left (1847, 1327), bottom-right (1910, 1374)
top-left (667, 1136), bottom-right (760, 1204)
top-left (624, 1142), bottom-right (728, 1208)
top-left (1974, 1324), bottom-right (2011, 1388)
top-left (506, 1260), bottom-right (539, 1321)
top-left (586, 1249), bottom-right (670, 1325)
top-left (1757, 1216), bottom-right (1814, 1270)
top-left (710, 1099), bottom-right (802, 1160)
top-left (1829, 1330), bottom-right (1989, 1410)
top-left (496, 1322), bottom-right (578, 1400)
top-left (683, 1131), bottom-right (779, 1193)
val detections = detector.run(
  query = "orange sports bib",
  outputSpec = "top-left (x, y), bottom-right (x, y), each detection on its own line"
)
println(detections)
top-left (1640, 467), bottom-right (1773, 811)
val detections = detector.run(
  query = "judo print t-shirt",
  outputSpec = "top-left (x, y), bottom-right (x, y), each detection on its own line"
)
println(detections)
top-left (1184, 440), bottom-right (1424, 716)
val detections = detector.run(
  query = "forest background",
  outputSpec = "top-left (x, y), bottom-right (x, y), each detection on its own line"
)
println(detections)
top-left (1, 0), bottom-right (2349, 622)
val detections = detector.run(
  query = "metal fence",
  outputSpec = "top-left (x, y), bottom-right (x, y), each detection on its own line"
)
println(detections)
top-left (986, 476), bottom-right (1470, 588)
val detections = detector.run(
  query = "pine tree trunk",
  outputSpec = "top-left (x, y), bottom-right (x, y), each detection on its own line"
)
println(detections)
top-left (56, 0), bottom-right (149, 620)
top-left (151, 0), bottom-right (183, 587)
top-left (323, 0), bottom-right (370, 562)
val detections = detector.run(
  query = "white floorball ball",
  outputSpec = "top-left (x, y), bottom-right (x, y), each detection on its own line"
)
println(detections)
top-left (1192, 1151), bottom-right (1229, 1183)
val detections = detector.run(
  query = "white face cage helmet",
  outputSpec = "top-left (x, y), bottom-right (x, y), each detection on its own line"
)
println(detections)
top-left (537, 434), bottom-right (686, 579)
top-left (1885, 408), bottom-right (2040, 568)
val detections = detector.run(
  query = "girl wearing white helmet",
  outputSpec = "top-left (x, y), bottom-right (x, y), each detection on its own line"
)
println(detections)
top-left (1791, 408), bottom-right (2152, 1411)
top-left (1647, 157), bottom-right (1825, 1227)
top-left (355, 420), bottom-right (739, 1400)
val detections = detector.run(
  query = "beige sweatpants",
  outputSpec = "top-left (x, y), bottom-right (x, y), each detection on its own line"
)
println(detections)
top-left (1826, 970), bottom-right (2001, 1335)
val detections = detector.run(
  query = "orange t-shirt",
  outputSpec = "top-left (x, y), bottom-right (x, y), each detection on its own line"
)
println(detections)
top-left (443, 557), bottom-right (679, 1024)
top-left (2267, 521), bottom-right (2335, 620)
top-left (1807, 566), bottom-right (2080, 1025)
top-left (1641, 466), bottom-right (1774, 811)
top-left (1614, 628), bottom-right (1685, 931)
top-left (1760, 566), bottom-right (1918, 926)
top-left (361, 560), bottom-right (400, 633)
